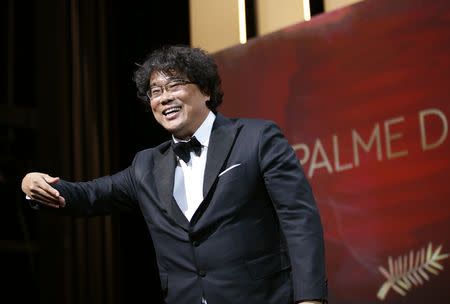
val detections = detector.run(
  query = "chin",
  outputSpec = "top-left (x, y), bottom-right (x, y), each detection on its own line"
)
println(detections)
top-left (161, 120), bottom-right (179, 131)
top-left (165, 125), bottom-right (184, 137)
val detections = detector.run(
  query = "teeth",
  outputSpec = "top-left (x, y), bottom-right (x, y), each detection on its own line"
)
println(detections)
top-left (164, 107), bottom-right (181, 115)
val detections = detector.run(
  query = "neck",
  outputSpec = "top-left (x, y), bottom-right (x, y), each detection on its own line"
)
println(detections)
top-left (174, 111), bottom-right (211, 141)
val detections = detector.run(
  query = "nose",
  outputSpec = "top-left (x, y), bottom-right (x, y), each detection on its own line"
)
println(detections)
top-left (159, 89), bottom-right (175, 104)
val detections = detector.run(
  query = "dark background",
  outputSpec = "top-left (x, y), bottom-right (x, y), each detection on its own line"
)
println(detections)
top-left (0, 1), bottom-right (323, 303)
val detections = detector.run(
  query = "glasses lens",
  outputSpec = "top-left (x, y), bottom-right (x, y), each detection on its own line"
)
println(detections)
top-left (147, 80), bottom-right (191, 100)
top-left (149, 87), bottom-right (163, 99)
top-left (166, 80), bottom-right (186, 92)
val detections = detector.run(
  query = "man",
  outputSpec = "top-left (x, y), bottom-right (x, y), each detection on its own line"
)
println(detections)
top-left (22, 45), bottom-right (327, 304)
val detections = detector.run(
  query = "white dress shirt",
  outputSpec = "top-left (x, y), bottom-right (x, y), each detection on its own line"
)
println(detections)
top-left (172, 111), bottom-right (216, 222)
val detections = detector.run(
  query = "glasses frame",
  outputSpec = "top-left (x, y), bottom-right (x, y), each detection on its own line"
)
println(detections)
top-left (146, 79), bottom-right (195, 101)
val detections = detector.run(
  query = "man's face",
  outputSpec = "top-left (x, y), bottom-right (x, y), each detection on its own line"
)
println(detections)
top-left (149, 71), bottom-right (210, 140)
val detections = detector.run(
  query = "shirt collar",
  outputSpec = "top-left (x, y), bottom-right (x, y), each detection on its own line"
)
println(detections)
top-left (172, 111), bottom-right (216, 148)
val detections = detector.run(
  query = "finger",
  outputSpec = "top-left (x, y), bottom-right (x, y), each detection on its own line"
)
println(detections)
top-left (30, 182), bottom-right (60, 201)
top-left (58, 195), bottom-right (66, 207)
top-left (31, 186), bottom-right (66, 207)
top-left (24, 174), bottom-right (57, 197)
top-left (36, 177), bottom-right (66, 207)
top-left (30, 193), bottom-right (61, 208)
top-left (31, 191), bottom-right (60, 203)
top-left (43, 174), bottom-right (60, 184)
top-left (37, 176), bottom-right (61, 198)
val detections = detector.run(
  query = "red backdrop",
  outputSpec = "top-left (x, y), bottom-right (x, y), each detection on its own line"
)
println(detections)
top-left (213, 0), bottom-right (450, 302)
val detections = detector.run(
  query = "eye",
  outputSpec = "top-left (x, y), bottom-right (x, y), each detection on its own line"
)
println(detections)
top-left (167, 81), bottom-right (183, 91)
top-left (150, 87), bottom-right (162, 96)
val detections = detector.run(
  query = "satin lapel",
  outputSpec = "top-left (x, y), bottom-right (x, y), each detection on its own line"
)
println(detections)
top-left (153, 145), bottom-right (190, 230)
top-left (202, 113), bottom-right (238, 198)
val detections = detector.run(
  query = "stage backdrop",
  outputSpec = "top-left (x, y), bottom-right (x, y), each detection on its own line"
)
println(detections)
top-left (213, 0), bottom-right (450, 302)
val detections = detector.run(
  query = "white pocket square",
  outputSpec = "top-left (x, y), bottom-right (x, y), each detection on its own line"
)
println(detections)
top-left (218, 163), bottom-right (241, 177)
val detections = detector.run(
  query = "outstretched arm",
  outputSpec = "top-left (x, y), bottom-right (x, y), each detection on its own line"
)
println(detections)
top-left (21, 172), bottom-right (66, 208)
top-left (22, 164), bottom-right (139, 217)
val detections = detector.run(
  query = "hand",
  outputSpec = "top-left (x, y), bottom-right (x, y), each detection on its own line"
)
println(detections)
top-left (21, 172), bottom-right (66, 208)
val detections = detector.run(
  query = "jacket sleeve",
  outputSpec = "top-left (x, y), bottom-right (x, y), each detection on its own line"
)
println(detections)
top-left (51, 161), bottom-right (139, 217)
top-left (258, 121), bottom-right (327, 303)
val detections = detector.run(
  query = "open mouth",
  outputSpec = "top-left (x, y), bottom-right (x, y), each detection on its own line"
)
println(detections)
top-left (163, 107), bottom-right (181, 116)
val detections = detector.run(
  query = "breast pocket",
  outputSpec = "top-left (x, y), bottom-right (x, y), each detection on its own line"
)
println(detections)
top-left (218, 163), bottom-right (244, 185)
top-left (213, 163), bottom-right (248, 205)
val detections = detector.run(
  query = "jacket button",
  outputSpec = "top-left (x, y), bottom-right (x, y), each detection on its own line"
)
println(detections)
top-left (198, 270), bottom-right (206, 277)
top-left (192, 241), bottom-right (199, 247)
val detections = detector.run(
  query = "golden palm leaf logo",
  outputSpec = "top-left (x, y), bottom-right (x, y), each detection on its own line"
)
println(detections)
top-left (377, 242), bottom-right (448, 300)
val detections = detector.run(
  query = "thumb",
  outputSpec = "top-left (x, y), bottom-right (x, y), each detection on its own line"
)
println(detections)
top-left (43, 174), bottom-right (60, 184)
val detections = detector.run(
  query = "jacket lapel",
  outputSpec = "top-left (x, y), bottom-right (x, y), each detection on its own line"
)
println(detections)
top-left (189, 113), bottom-right (238, 226)
top-left (153, 144), bottom-right (190, 230)
top-left (202, 113), bottom-right (238, 199)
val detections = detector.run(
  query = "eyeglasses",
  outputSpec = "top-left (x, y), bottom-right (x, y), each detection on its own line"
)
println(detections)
top-left (147, 79), bottom-right (195, 100)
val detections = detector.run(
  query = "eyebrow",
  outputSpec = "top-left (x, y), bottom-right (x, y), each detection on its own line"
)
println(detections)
top-left (150, 76), bottom-right (185, 87)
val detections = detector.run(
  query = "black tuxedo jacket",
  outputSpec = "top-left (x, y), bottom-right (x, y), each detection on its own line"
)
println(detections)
top-left (53, 113), bottom-right (327, 304)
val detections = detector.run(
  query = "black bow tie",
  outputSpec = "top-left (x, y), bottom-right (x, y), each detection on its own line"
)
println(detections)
top-left (172, 136), bottom-right (202, 163)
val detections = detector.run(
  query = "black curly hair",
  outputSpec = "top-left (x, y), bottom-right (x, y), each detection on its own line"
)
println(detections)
top-left (133, 45), bottom-right (223, 112)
